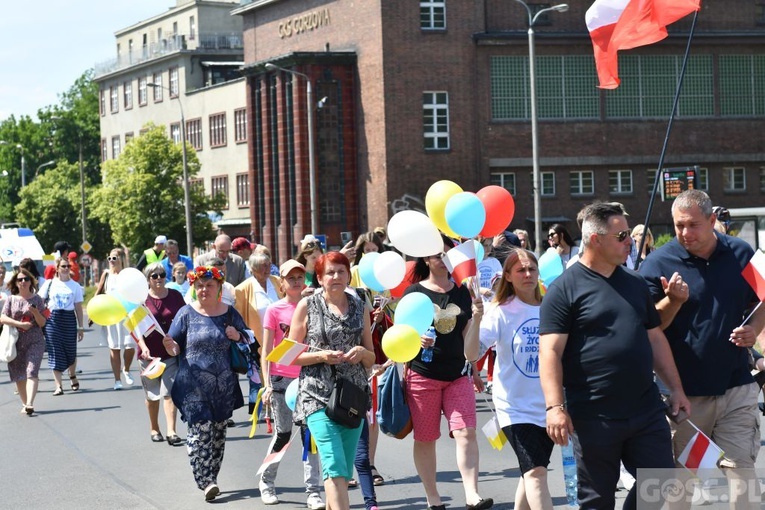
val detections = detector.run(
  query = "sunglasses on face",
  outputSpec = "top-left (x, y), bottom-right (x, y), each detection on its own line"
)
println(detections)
top-left (149, 272), bottom-right (167, 280)
top-left (59, 265), bottom-right (70, 269)
top-left (548, 232), bottom-right (557, 239)
top-left (606, 229), bottom-right (632, 242)
top-left (17, 277), bottom-right (30, 282)
top-left (107, 256), bottom-right (119, 261)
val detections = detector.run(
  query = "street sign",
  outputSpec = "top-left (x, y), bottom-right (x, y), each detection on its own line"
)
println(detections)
top-left (80, 241), bottom-right (92, 253)
top-left (80, 254), bottom-right (92, 267)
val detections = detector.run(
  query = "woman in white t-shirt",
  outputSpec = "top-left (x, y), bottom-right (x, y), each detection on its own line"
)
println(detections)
top-left (478, 249), bottom-right (553, 510)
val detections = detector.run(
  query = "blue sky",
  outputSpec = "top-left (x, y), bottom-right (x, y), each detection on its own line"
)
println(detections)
top-left (0, 1), bottom-right (175, 122)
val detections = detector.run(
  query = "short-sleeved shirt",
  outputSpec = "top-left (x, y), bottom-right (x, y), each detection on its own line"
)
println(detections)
top-left (480, 298), bottom-right (546, 428)
top-left (144, 289), bottom-right (186, 360)
top-left (638, 235), bottom-right (756, 396)
top-left (540, 263), bottom-right (662, 420)
top-left (40, 278), bottom-right (84, 311)
top-left (404, 282), bottom-right (473, 382)
top-left (263, 299), bottom-right (301, 378)
top-left (477, 257), bottom-right (502, 290)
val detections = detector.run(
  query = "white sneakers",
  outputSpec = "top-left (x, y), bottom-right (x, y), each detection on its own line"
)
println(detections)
top-left (306, 493), bottom-right (325, 509)
top-left (123, 370), bottom-right (134, 385)
top-left (259, 481), bottom-right (279, 505)
top-left (113, 380), bottom-right (123, 391)
top-left (204, 483), bottom-right (220, 501)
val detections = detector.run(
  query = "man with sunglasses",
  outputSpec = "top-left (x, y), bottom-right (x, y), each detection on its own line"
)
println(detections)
top-left (640, 190), bottom-right (765, 509)
top-left (540, 202), bottom-right (690, 509)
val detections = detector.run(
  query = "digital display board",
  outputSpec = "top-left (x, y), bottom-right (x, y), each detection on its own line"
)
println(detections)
top-left (662, 166), bottom-right (698, 201)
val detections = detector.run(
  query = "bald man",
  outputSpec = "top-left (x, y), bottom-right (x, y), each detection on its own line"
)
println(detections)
top-left (195, 234), bottom-right (247, 286)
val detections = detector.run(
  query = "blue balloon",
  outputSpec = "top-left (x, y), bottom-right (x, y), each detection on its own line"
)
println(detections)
top-left (285, 378), bottom-right (299, 411)
top-left (358, 252), bottom-right (385, 292)
top-left (394, 292), bottom-right (435, 335)
top-left (538, 248), bottom-right (565, 287)
top-left (444, 192), bottom-right (486, 239)
top-left (114, 293), bottom-right (139, 314)
top-left (472, 240), bottom-right (485, 264)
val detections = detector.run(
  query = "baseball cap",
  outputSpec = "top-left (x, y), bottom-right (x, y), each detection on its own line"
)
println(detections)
top-left (154, 235), bottom-right (167, 245)
top-left (503, 231), bottom-right (521, 247)
top-left (231, 237), bottom-right (255, 252)
top-left (280, 259), bottom-right (306, 277)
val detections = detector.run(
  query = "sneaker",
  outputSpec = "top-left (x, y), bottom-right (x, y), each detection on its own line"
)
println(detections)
top-left (306, 493), bottom-right (325, 509)
top-left (113, 380), bottom-right (123, 391)
top-left (259, 481), bottom-right (279, 505)
top-left (123, 370), bottom-right (134, 385)
top-left (204, 483), bottom-right (220, 501)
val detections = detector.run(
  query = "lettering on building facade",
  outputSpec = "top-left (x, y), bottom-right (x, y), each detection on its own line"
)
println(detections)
top-left (278, 9), bottom-right (331, 39)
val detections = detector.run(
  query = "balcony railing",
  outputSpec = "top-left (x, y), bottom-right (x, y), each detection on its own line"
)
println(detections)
top-left (94, 32), bottom-right (243, 78)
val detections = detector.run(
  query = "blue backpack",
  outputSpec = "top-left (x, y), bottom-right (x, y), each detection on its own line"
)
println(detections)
top-left (376, 364), bottom-right (413, 439)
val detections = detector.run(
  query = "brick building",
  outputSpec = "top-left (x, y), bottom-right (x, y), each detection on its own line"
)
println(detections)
top-left (234, 0), bottom-right (764, 258)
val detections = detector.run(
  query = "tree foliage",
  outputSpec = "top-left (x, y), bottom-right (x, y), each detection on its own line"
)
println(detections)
top-left (91, 124), bottom-right (221, 263)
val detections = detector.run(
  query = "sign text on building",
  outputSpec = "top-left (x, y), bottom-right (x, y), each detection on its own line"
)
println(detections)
top-left (278, 9), bottom-right (331, 39)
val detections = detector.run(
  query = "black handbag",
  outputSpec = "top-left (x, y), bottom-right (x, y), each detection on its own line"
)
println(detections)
top-left (317, 298), bottom-right (368, 428)
top-left (226, 307), bottom-right (249, 375)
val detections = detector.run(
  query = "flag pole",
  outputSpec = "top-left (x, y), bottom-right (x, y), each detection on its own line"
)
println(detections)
top-left (634, 9), bottom-right (700, 271)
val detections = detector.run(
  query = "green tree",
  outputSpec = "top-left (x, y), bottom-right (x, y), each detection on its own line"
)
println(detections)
top-left (91, 124), bottom-right (221, 262)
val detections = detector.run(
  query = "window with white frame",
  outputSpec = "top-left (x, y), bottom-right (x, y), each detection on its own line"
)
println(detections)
top-left (112, 135), bottom-right (121, 159)
top-left (696, 167), bottom-right (708, 191)
top-left (152, 73), bottom-right (163, 102)
top-left (423, 92), bottom-right (449, 150)
top-left (123, 81), bottom-right (133, 110)
top-left (211, 175), bottom-right (229, 209)
top-left (490, 172), bottom-right (516, 195)
top-left (170, 123), bottom-right (181, 144)
top-left (186, 118), bottom-right (202, 150)
top-left (110, 86), bottom-right (119, 113)
top-left (541, 171), bottom-right (555, 196)
top-left (189, 16), bottom-right (196, 40)
top-left (236, 173), bottom-right (250, 208)
top-left (570, 171), bottom-right (594, 195)
top-left (169, 68), bottom-right (179, 98)
top-left (723, 167), bottom-right (746, 191)
top-left (234, 108), bottom-right (247, 143)
top-left (609, 169), bottom-right (633, 194)
top-left (209, 113), bottom-right (227, 147)
top-left (138, 77), bottom-right (147, 106)
top-left (420, 1), bottom-right (446, 30)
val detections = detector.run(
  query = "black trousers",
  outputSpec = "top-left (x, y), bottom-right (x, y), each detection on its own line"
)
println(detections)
top-left (572, 407), bottom-right (674, 510)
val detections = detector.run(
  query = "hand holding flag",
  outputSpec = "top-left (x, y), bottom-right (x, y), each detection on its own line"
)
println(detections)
top-left (737, 250), bottom-right (765, 330)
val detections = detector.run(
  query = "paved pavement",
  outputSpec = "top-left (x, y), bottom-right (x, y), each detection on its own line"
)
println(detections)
top-left (1, 327), bottom-right (761, 509)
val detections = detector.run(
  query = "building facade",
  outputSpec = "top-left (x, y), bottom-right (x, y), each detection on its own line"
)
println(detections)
top-left (94, 0), bottom-right (251, 253)
top-left (235, 0), bottom-right (765, 257)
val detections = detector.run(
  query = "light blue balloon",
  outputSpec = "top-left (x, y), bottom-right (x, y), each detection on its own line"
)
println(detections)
top-left (538, 248), bottom-right (565, 287)
top-left (358, 252), bottom-right (385, 292)
top-left (472, 240), bottom-right (485, 264)
top-left (285, 378), bottom-right (299, 411)
top-left (444, 192), bottom-right (486, 239)
top-left (394, 292), bottom-right (435, 335)
top-left (114, 293), bottom-right (139, 314)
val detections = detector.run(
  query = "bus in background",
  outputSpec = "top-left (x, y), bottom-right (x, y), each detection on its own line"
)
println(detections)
top-left (0, 225), bottom-right (47, 281)
top-left (728, 207), bottom-right (765, 251)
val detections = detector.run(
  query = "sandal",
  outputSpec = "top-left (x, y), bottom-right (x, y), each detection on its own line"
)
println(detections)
top-left (69, 375), bottom-right (80, 391)
top-left (371, 465), bottom-right (384, 486)
top-left (52, 387), bottom-right (64, 396)
top-left (348, 478), bottom-right (358, 488)
top-left (24, 405), bottom-right (34, 416)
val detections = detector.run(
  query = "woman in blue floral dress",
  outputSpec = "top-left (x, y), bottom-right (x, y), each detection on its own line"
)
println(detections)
top-left (163, 266), bottom-right (250, 502)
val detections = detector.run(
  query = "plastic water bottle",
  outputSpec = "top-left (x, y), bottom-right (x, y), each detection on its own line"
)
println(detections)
top-left (421, 326), bottom-right (436, 363)
top-left (561, 440), bottom-right (579, 507)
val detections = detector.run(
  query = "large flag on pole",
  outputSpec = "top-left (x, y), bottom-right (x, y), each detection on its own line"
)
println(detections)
top-left (742, 250), bottom-right (765, 302)
top-left (585, 0), bottom-right (701, 89)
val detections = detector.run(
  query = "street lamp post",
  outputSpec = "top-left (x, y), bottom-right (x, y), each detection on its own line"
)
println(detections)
top-left (147, 83), bottom-right (193, 258)
top-left (513, 1), bottom-right (569, 255)
top-left (0, 141), bottom-right (26, 187)
top-left (35, 160), bottom-right (56, 177)
top-left (265, 62), bottom-right (319, 235)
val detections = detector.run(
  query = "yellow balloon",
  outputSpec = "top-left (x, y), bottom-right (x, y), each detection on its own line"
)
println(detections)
top-left (382, 324), bottom-right (422, 363)
top-left (87, 294), bottom-right (128, 326)
top-left (426, 180), bottom-right (463, 239)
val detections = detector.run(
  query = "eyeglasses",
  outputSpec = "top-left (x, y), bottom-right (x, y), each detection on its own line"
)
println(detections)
top-left (59, 265), bottom-right (70, 269)
top-left (107, 256), bottom-right (119, 261)
top-left (605, 229), bottom-right (632, 242)
top-left (149, 272), bottom-right (166, 280)
top-left (548, 232), bottom-right (557, 239)
top-left (16, 277), bottom-right (30, 282)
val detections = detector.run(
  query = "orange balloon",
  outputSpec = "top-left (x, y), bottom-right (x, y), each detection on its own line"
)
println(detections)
top-left (477, 185), bottom-right (515, 237)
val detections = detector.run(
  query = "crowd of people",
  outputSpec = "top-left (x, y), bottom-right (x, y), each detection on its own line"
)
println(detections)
top-left (2, 189), bottom-right (765, 510)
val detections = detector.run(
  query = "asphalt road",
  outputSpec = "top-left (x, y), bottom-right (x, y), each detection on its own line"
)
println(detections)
top-left (4, 325), bottom-right (760, 510)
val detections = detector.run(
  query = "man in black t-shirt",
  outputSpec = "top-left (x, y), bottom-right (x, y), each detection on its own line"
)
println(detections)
top-left (539, 203), bottom-right (690, 510)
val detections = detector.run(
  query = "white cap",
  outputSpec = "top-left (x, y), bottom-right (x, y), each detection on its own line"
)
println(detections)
top-left (154, 235), bottom-right (168, 245)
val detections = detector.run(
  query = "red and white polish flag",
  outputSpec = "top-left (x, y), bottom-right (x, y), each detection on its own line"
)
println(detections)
top-left (443, 242), bottom-right (477, 287)
top-left (677, 429), bottom-right (723, 472)
top-left (585, 0), bottom-right (701, 89)
top-left (742, 250), bottom-right (765, 302)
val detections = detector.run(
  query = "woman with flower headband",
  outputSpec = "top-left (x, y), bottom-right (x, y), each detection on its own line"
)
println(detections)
top-left (163, 265), bottom-right (251, 502)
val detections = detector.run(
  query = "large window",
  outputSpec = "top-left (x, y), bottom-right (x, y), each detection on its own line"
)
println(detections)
top-left (490, 172), bottom-right (516, 195)
top-left (723, 167), bottom-right (746, 192)
top-left (606, 55), bottom-right (713, 118)
top-left (152, 73), bottom-right (163, 102)
top-left (609, 169), bottom-right (633, 194)
top-left (110, 86), bottom-right (119, 113)
top-left (234, 108), bottom-right (247, 143)
top-left (236, 173), bottom-right (250, 208)
top-left (570, 171), bottom-right (594, 195)
top-left (123, 81), bottom-right (133, 110)
top-left (423, 92), bottom-right (449, 150)
top-left (169, 68), bottom-right (179, 98)
top-left (420, 1), bottom-right (446, 30)
top-left (491, 56), bottom-right (599, 120)
top-left (209, 113), bottom-right (227, 148)
top-left (719, 55), bottom-right (765, 116)
top-left (186, 118), bottom-right (202, 150)
top-left (138, 77), bottom-right (148, 106)
top-left (211, 175), bottom-right (229, 209)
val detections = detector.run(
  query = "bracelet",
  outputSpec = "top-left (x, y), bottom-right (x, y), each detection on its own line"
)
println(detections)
top-left (545, 403), bottom-right (565, 412)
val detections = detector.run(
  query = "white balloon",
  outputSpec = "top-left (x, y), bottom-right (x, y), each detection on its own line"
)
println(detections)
top-left (115, 267), bottom-right (150, 305)
top-left (387, 211), bottom-right (443, 258)
top-left (373, 251), bottom-right (406, 290)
